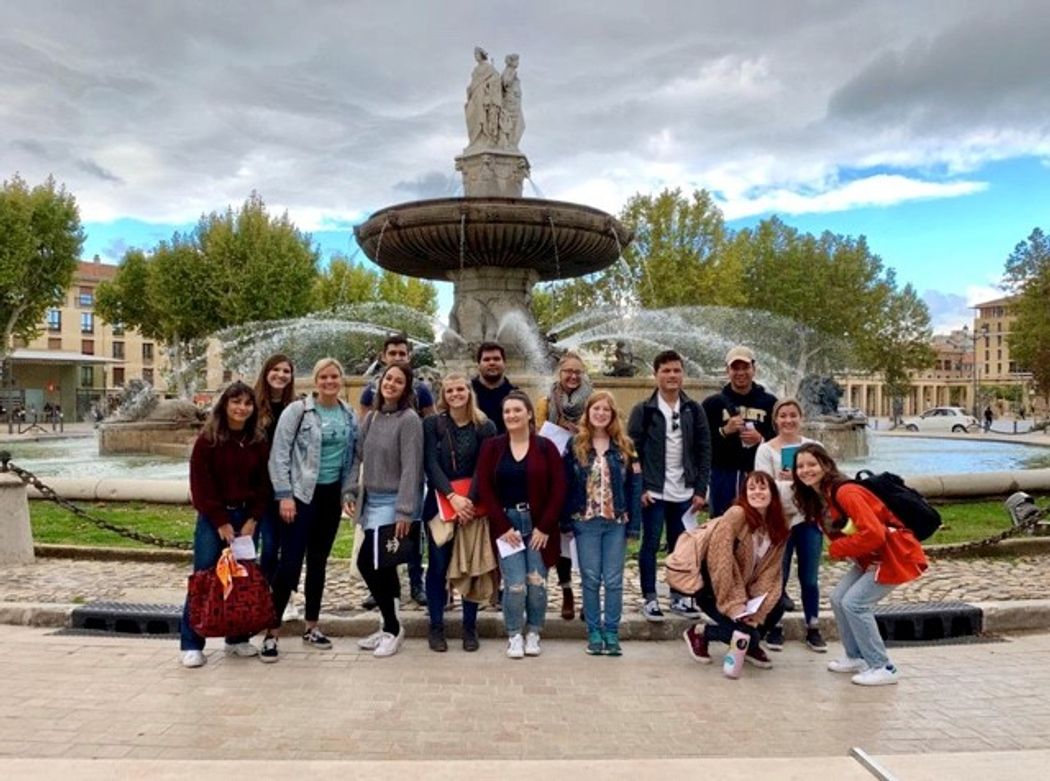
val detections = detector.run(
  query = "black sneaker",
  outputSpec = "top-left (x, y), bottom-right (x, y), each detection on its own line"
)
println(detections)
top-left (260, 636), bottom-right (279, 663)
top-left (428, 626), bottom-right (448, 652)
top-left (642, 599), bottom-right (665, 623)
top-left (782, 595), bottom-right (797, 612)
top-left (302, 627), bottom-right (333, 650)
top-left (805, 627), bottom-right (828, 653)
top-left (765, 625), bottom-right (785, 651)
top-left (462, 628), bottom-right (480, 652)
top-left (362, 594), bottom-right (378, 611)
top-left (745, 644), bottom-right (773, 669)
top-left (669, 596), bottom-right (702, 619)
top-left (412, 586), bottom-right (428, 607)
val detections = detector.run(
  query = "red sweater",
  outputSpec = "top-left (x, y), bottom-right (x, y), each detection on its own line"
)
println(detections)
top-left (475, 433), bottom-right (568, 568)
top-left (824, 483), bottom-right (928, 585)
top-left (189, 433), bottom-right (271, 530)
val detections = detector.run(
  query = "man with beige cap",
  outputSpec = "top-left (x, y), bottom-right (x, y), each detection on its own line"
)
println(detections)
top-left (701, 345), bottom-right (778, 517)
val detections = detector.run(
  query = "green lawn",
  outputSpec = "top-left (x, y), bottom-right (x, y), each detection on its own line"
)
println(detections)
top-left (27, 497), bottom-right (1034, 555)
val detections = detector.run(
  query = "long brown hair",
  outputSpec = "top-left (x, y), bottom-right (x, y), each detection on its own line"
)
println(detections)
top-left (573, 390), bottom-right (635, 463)
top-left (202, 381), bottom-right (265, 446)
top-left (254, 353), bottom-right (295, 432)
top-left (372, 362), bottom-right (416, 412)
top-left (791, 442), bottom-right (848, 523)
top-left (735, 471), bottom-right (789, 545)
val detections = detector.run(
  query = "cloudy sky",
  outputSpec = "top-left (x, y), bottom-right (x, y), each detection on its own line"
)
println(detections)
top-left (4, 0), bottom-right (1049, 332)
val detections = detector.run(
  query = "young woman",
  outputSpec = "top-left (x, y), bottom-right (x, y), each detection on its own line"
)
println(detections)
top-left (753, 398), bottom-right (826, 652)
top-left (253, 354), bottom-right (296, 601)
top-left (536, 351), bottom-right (592, 620)
top-left (562, 391), bottom-right (642, 656)
top-left (265, 357), bottom-right (358, 662)
top-left (346, 362), bottom-right (424, 659)
top-left (180, 381), bottom-right (271, 668)
top-left (792, 443), bottom-right (927, 686)
top-left (476, 390), bottom-right (567, 659)
top-left (681, 471), bottom-right (789, 670)
top-left (422, 373), bottom-right (497, 652)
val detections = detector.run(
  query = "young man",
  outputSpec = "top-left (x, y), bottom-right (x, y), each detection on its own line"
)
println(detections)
top-left (471, 342), bottom-right (517, 434)
top-left (628, 350), bottom-right (712, 621)
top-left (358, 333), bottom-right (433, 608)
top-left (701, 345), bottom-right (778, 517)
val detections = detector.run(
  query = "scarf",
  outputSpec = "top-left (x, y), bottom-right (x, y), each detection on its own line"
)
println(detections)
top-left (547, 376), bottom-right (593, 425)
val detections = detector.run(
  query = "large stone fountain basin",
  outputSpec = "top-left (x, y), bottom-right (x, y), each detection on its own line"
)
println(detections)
top-left (355, 197), bottom-right (632, 281)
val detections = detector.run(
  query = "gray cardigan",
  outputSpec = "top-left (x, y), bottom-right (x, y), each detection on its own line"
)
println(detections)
top-left (348, 407), bottom-right (424, 525)
top-left (268, 395), bottom-right (358, 504)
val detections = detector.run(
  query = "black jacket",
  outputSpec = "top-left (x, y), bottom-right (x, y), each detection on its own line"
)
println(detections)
top-left (701, 382), bottom-right (778, 471)
top-left (627, 389), bottom-right (712, 498)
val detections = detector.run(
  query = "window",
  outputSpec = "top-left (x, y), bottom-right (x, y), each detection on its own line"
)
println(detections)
top-left (142, 368), bottom-right (154, 385)
top-left (997, 335), bottom-right (1002, 345)
top-left (112, 367), bottom-right (125, 386)
top-left (78, 287), bottom-right (94, 307)
top-left (81, 340), bottom-right (94, 355)
top-left (80, 312), bottom-right (94, 334)
top-left (79, 366), bottom-right (94, 387)
top-left (997, 363), bottom-right (1002, 375)
top-left (112, 322), bottom-right (125, 336)
top-left (112, 341), bottom-right (125, 360)
top-left (222, 369), bottom-right (233, 383)
top-left (46, 309), bottom-right (61, 331)
top-left (47, 337), bottom-right (62, 350)
top-left (985, 363), bottom-right (990, 375)
top-left (142, 343), bottom-right (154, 361)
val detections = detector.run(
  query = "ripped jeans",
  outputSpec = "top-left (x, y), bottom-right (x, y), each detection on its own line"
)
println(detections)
top-left (498, 507), bottom-right (549, 637)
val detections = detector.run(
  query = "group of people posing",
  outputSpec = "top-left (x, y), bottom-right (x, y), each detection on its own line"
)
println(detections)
top-left (181, 336), bottom-right (927, 686)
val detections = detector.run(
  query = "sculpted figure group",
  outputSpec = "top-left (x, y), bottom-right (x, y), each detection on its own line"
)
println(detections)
top-left (465, 47), bottom-right (525, 153)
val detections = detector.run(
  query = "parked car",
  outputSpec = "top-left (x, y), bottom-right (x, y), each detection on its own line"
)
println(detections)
top-left (901, 406), bottom-right (979, 433)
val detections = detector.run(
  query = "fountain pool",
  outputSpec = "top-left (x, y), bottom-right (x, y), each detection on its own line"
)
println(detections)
top-left (9, 434), bottom-right (1049, 484)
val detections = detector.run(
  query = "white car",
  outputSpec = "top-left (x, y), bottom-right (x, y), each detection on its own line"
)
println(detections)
top-left (902, 406), bottom-right (979, 433)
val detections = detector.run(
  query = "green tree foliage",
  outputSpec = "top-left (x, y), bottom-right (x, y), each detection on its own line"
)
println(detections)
top-left (856, 281), bottom-right (935, 403)
top-left (1003, 228), bottom-right (1050, 403)
top-left (0, 174), bottom-right (84, 360)
top-left (96, 193), bottom-right (319, 397)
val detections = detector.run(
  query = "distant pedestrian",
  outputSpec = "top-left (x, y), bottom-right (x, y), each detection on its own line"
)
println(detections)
top-left (983, 405), bottom-right (993, 432)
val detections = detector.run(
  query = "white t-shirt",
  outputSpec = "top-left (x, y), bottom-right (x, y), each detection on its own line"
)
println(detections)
top-left (753, 436), bottom-right (820, 527)
top-left (649, 394), bottom-right (693, 503)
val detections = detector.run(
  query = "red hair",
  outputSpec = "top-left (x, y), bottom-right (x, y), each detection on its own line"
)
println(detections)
top-left (733, 471), bottom-right (788, 545)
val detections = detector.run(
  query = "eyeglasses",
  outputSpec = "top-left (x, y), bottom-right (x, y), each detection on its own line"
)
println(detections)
top-left (560, 369), bottom-right (583, 376)
top-left (671, 411), bottom-right (680, 432)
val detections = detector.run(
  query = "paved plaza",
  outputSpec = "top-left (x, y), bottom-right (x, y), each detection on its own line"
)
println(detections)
top-left (0, 624), bottom-right (1048, 777)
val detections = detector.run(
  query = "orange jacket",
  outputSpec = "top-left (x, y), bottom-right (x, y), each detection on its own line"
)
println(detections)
top-left (824, 483), bottom-right (928, 585)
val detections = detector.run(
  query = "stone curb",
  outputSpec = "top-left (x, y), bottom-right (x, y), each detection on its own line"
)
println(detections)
top-left (2, 599), bottom-right (1048, 641)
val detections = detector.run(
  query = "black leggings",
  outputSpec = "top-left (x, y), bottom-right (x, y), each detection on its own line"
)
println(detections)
top-left (557, 555), bottom-right (573, 588)
top-left (356, 529), bottom-right (401, 635)
top-left (270, 481), bottom-right (343, 625)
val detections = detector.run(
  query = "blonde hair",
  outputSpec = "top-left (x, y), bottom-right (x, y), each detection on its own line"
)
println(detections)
top-left (573, 390), bottom-right (636, 463)
top-left (312, 357), bottom-right (345, 383)
top-left (771, 398), bottom-right (803, 432)
top-left (436, 372), bottom-right (487, 426)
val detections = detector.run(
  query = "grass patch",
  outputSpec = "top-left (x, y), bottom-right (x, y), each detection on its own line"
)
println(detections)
top-left (927, 499), bottom-right (1022, 546)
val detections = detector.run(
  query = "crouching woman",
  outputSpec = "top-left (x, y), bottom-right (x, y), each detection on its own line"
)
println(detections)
top-left (681, 471), bottom-right (788, 669)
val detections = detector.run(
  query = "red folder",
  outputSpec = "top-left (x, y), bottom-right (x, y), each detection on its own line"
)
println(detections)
top-left (436, 478), bottom-right (485, 522)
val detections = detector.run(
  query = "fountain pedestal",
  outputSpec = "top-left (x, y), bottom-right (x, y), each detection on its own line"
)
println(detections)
top-left (455, 150), bottom-right (530, 198)
top-left (445, 266), bottom-right (541, 361)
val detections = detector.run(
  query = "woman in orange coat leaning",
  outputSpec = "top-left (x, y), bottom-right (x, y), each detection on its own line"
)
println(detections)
top-left (792, 443), bottom-right (927, 686)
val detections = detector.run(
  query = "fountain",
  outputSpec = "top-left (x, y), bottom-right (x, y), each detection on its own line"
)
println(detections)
top-left (97, 379), bottom-right (205, 456)
top-left (354, 47), bottom-right (632, 367)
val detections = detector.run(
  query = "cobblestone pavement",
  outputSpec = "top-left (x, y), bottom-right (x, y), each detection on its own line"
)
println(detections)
top-left (0, 623), bottom-right (1049, 763)
top-left (1, 553), bottom-right (1048, 613)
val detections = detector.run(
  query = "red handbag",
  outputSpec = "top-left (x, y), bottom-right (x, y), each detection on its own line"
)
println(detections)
top-left (187, 549), bottom-right (276, 638)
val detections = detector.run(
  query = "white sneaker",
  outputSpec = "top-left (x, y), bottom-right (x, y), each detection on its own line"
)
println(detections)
top-left (506, 633), bottom-right (525, 659)
top-left (852, 664), bottom-right (899, 686)
top-left (524, 631), bottom-right (541, 657)
top-left (282, 602), bottom-right (300, 622)
top-left (181, 650), bottom-right (206, 668)
top-left (224, 641), bottom-right (258, 657)
top-left (373, 626), bottom-right (405, 658)
top-left (357, 629), bottom-right (385, 650)
top-left (827, 656), bottom-right (869, 674)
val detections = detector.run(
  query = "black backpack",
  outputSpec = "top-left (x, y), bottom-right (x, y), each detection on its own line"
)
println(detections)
top-left (831, 470), bottom-right (942, 542)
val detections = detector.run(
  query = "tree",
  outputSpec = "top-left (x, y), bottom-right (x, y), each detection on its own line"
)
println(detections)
top-left (1003, 228), bottom-right (1050, 404)
top-left (97, 193), bottom-right (319, 397)
top-left (0, 175), bottom-right (84, 360)
top-left (855, 281), bottom-right (936, 404)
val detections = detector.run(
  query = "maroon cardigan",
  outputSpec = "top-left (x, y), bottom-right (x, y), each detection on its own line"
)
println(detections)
top-left (475, 433), bottom-right (568, 568)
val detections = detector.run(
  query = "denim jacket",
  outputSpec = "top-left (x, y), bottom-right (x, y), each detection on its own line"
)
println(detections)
top-left (268, 395), bottom-right (358, 504)
top-left (562, 440), bottom-right (643, 537)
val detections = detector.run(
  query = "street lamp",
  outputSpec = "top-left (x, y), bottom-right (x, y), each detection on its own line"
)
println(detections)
top-left (972, 322), bottom-right (988, 417)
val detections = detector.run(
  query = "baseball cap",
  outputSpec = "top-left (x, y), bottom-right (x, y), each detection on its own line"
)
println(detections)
top-left (725, 346), bottom-right (755, 366)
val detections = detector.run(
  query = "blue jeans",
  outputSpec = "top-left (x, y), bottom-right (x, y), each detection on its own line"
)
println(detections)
top-left (829, 564), bottom-right (895, 668)
top-left (708, 468), bottom-right (744, 518)
top-left (498, 508), bottom-right (549, 637)
top-left (573, 519), bottom-right (627, 636)
top-left (425, 522), bottom-right (478, 632)
top-left (782, 521), bottom-right (824, 626)
top-left (180, 509), bottom-right (258, 651)
top-left (639, 498), bottom-right (691, 601)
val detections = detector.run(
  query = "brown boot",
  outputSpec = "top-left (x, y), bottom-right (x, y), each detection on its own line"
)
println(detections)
top-left (561, 587), bottom-right (575, 620)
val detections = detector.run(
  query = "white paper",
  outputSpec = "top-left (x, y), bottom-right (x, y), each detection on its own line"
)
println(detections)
top-left (680, 506), bottom-right (701, 531)
top-left (496, 536), bottom-right (526, 559)
top-left (733, 593), bottom-right (767, 620)
top-left (230, 536), bottom-right (257, 561)
top-left (560, 533), bottom-right (579, 573)
top-left (538, 421), bottom-right (572, 454)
